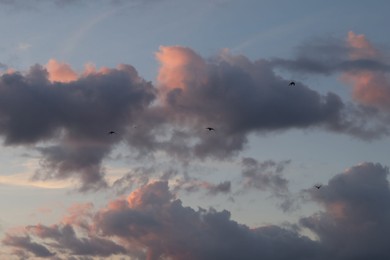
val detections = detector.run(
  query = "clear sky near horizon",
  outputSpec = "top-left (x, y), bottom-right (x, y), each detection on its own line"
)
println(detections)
top-left (1, 1), bottom-right (390, 259)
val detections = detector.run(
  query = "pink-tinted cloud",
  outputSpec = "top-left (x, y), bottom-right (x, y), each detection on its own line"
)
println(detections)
top-left (5, 162), bottom-right (390, 259)
top-left (0, 40), bottom-right (387, 193)
top-left (341, 71), bottom-right (390, 108)
top-left (154, 46), bottom-right (348, 159)
top-left (269, 31), bottom-right (390, 112)
top-left (2, 181), bottom-right (319, 259)
top-left (301, 162), bottom-right (390, 259)
top-left (340, 32), bottom-right (390, 109)
top-left (0, 62), bottom-right (155, 191)
top-left (46, 59), bottom-right (78, 83)
top-left (346, 31), bottom-right (380, 60)
top-left (156, 46), bottom-right (207, 98)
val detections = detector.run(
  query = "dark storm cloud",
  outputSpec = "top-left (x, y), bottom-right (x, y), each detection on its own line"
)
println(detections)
top-left (0, 64), bottom-right (155, 191)
top-left (300, 162), bottom-right (390, 260)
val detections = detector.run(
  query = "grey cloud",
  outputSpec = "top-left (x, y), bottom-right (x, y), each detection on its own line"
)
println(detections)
top-left (300, 162), bottom-right (390, 260)
top-left (25, 224), bottom-right (126, 257)
top-left (5, 163), bottom-right (390, 260)
top-left (3, 234), bottom-right (55, 258)
top-left (0, 64), bottom-right (155, 191)
top-left (207, 180), bottom-right (231, 195)
top-left (0, 43), bottom-right (389, 191)
top-left (268, 35), bottom-right (390, 75)
top-left (156, 46), bottom-right (385, 161)
top-left (241, 157), bottom-right (291, 196)
top-left (111, 167), bottom-right (153, 195)
top-left (174, 178), bottom-right (231, 196)
top-left (5, 181), bottom-right (318, 259)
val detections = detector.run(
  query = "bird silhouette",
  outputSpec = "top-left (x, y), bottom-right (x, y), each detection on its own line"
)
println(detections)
top-left (314, 185), bottom-right (322, 189)
top-left (108, 131), bottom-right (116, 135)
top-left (206, 127), bottom-right (215, 131)
top-left (289, 81), bottom-right (295, 86)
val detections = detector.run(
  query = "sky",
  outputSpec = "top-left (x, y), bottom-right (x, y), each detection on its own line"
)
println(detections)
top-left (0, 0), bottom-right (390, 259)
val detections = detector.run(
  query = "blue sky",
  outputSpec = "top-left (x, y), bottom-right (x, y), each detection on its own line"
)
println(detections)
top-left (1, 1), bottom-right (390, 259)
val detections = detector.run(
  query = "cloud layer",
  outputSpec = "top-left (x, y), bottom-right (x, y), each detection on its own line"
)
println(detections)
top-left (4, 162), bottom-right (390, 259)
top-left (0, 31), bottom-right (389, 190)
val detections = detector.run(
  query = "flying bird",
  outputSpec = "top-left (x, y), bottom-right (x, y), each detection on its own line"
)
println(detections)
top-left (206, 127), bottom-right (215, 131)
top-left (314, 185), bottom-right (322, 189)
top-left (289, 81), bottom-right (295, 86)
top-left (108, 131), bottom-right (116, 135)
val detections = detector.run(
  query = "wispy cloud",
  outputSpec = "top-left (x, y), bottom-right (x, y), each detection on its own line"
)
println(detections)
top-left (268, 31), bottom-right (390, 112)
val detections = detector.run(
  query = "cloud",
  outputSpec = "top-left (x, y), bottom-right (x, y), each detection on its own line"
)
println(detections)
top-left (26, 224), bottom-right (126, 257)
top-left (301, 162), bottom-right (390, 260)
top-left (3, 234), bottom-right (55, 257)
top-left (46, 59), bottom-right (78, 83)
top-left (155, 46), bottom-right (375, 159)
top-left (269, 31), bottom-right (390, 75)
top-left (241, 157), bottom-right (290, 195)
top-left (268, 31), bottom-right (390, 114)
top-left (3, 181), bottom-right (319, 259)
top-left (0, 62), bottom-right (155, 191)
top-left (5, 162), bottom-right (390, 259)
top-left (3, 164), bottom-right (390, 260)
top-left (0, 40), bottom-right (389, 190)
top-left (173, 178), bottom-right (231, 196)
top-left (342, 32), bottom-right (390, 110)
top-left (239, 157), bottom-right (300, 212)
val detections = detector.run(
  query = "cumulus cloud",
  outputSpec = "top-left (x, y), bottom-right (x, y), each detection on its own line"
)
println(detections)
top-left (0, 39), bottom-right (388, 190)
top-left (0, 62), bottom-right (155, 191)
top-left (3, 181), bottom-right (319, 260)
top-left (155, 45), bottom-right (380, 159)
top-left (301, 162), bottom-right (390, 260)
top-left (46, 59), bottom-right (78, 83)
top-left (4, 162), bottom-right (390, 259)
